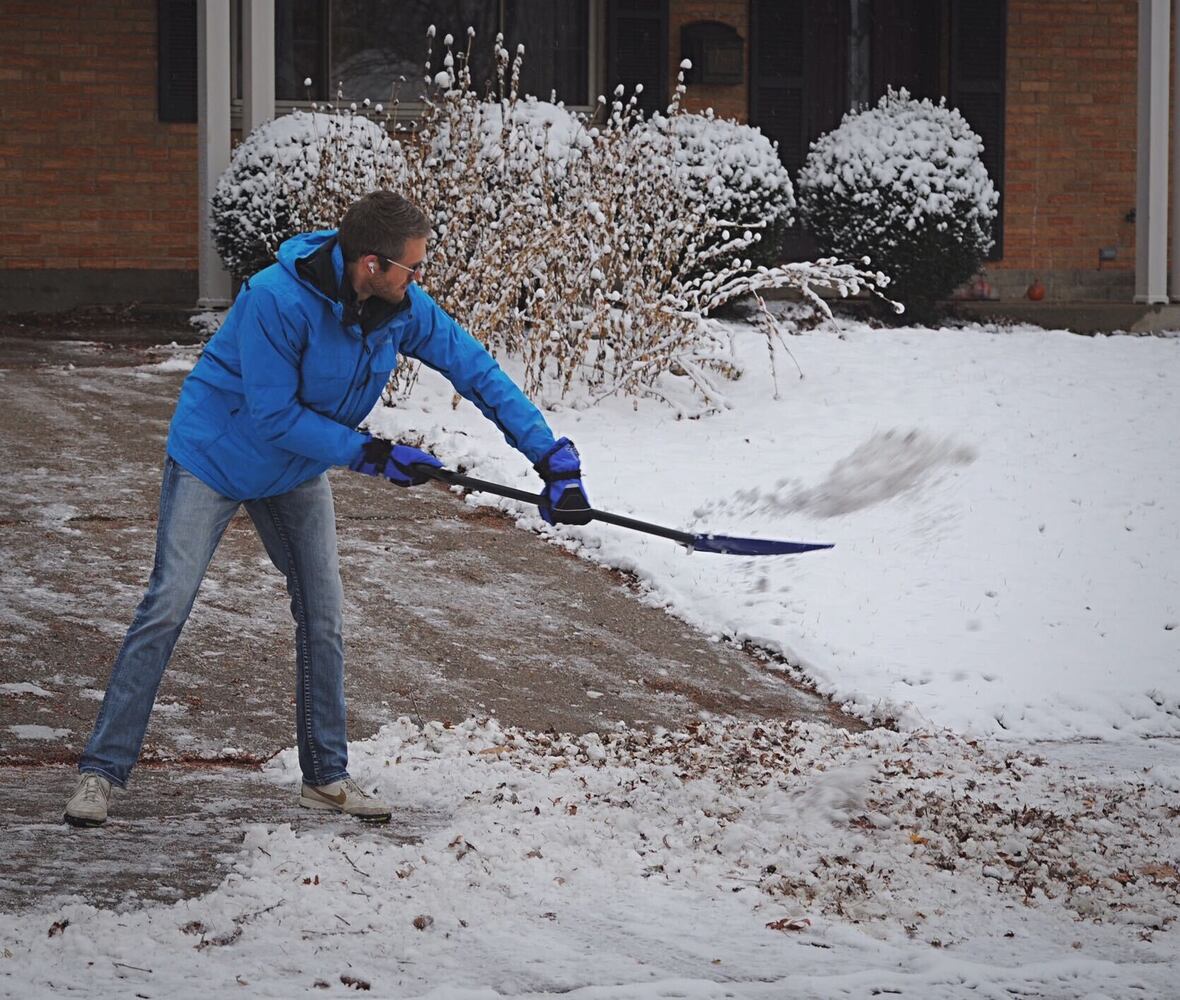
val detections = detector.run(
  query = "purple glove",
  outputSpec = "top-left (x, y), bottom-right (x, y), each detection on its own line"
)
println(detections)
top-left (349, 434), bottom-right (442, 487)
top-left (534, 437), bottom-right (591, 525)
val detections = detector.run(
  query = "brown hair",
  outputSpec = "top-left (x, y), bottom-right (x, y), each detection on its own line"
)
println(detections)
top-left (337, 191), bottom-right (431, 264)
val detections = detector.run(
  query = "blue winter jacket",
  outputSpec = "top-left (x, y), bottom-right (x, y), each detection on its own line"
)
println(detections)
top-left (167, 230), bottom-right (556, 501)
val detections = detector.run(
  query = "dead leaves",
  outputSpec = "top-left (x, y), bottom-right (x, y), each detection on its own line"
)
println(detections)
top-left (195, 927), bottom-right (242, 950)
top-left (766, 916), bottom-right (811, 932)
top-left (1140, 863), bottom-right (1179, 884)
top-left (448, 835), bottom-right (476, 860)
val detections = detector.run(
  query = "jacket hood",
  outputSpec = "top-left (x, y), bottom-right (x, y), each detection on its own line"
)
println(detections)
top-left (277, 229), bottom-right (342, 304)
top-left (276, 229), bottom-right (407, 335)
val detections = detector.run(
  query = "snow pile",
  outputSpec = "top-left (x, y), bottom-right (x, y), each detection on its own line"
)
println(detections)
top-left (0, 682), bottom-right (54, 697)
top-left (371, 321), bottom-right (1180, 742)
top-left (210, 111), bottom-right (401, 278)
top-left (797, 88), bottom-right (999, 319)
top-left (5, 717), bottom-right (1177, 997)
top-left (655, 110), bottom-right (795, 270)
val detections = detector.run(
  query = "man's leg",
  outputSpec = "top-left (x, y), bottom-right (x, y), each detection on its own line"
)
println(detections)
top-left (77, 458), bottom-right (240, 788)
top-left (245, 474), bottom-right (350, 786)
top-left (245, 475), bottom-right (390, 822)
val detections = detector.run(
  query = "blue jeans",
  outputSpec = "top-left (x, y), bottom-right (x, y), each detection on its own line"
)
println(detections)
top-left (80, 458), bottom-right (349, 787)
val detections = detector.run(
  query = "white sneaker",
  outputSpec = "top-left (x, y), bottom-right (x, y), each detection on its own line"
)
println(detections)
top-left (299, 778), bottom-right (391, 823)
top-left (64, 774), bottom-right (112, 827)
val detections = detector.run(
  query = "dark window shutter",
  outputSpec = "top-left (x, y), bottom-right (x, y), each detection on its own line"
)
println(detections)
top-left (950, 0), bottom-right (1007, 258)
top-left (749, 1), bottom-right (805, 173)
top-left (749, 1), bottom-right (851, 177)
top-left (750, 0), bottom-right (849, 260)
top-left (870, 0), bottom-right (944, 102)
top-left (158, 0), bottom-right (198, 123)
top-left (803, 1), bottom-right (850, 147)
top-left (607, 0), bottom-right (667, 117)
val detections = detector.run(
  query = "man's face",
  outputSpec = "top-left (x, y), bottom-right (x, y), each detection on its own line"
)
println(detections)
top-left (369, 236), bottom-right (428, 304)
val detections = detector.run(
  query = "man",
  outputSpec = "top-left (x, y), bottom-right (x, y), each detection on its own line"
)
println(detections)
top-left (64, 190), bottom-right (590, 827)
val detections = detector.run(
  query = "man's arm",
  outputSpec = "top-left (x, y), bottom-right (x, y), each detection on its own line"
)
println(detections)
top-left (400, 295), bottom-right (556, 463)
top-left (236, 287), bottom-right (366, 465)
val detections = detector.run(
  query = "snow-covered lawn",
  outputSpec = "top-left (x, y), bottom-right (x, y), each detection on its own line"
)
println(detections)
top-left (378, 319), bottom-right (1180, 743)
top-left (4, 319), bottom-right (1178, 998)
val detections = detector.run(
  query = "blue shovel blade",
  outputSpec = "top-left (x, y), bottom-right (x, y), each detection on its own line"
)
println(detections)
top-left (689, 534), bottom-right (835, 556)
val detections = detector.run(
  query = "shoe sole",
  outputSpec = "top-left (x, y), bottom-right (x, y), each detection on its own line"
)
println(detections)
top-left (64, 813), bottom-right (106, 828)
top-left (298, 797), bottom-right (391, 823)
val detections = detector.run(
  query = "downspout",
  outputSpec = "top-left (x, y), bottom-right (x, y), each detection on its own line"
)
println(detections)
top-left (1136, 0), bottom-right (1169, 304)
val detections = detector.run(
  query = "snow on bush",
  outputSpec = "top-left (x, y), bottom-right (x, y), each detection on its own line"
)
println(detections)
top-left (210, 111), bottom-right (402, 279)
top-left (797, 88), bottom-right (998, 323)
top-left (394, 40), bottom-right (881, 411)
top-left (656, 110), bottom-right (795, 272)
top-left (211, 33), bottom-right (884, 410)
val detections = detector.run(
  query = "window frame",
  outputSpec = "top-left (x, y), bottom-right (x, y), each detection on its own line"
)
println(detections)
top-left (228, 0), bottom-right (606, 130)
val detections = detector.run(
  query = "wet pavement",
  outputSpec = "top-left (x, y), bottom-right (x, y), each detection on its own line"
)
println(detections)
top-left (0, 330), bottom-right (861, 913)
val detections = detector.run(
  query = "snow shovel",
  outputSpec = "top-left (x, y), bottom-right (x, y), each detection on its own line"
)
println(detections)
top-left (410, 465), bottom-right (834, 556)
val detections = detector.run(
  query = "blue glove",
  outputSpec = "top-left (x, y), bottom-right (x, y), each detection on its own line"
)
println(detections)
top-left (534, 437), bottom-right (592, 525)
top-left (349, 434), bottom-right (442, 487)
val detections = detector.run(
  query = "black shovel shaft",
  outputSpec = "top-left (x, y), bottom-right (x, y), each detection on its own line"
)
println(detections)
top-left (414, 465), bottom-right (697, 546)
top-left (411, 464), bottom-right (833, 555)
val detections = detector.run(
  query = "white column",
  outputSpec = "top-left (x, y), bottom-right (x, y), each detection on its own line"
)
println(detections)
top-left (197, 0), bottom-right (233, 309)
top-left (243, 0), bottom-right (275, 136)
top-left (1136, 0), bottom-right (1169, 304)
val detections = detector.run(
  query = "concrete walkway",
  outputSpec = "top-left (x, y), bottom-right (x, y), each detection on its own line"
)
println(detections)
top-left (0, 331), bottom-right (859, 912)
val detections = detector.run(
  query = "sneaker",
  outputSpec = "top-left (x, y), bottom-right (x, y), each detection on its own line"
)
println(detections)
top-left (299, 778), bottom-right (391, 823)
top-left (64, 774), bottom-right (112, 827)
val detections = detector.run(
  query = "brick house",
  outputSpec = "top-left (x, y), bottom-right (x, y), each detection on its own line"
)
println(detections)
top-left (0, 1), bottom-right (1173, 322)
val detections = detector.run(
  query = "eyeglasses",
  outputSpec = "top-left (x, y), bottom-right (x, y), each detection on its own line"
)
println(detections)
top-left (377, 254), bottom-right (426, 278)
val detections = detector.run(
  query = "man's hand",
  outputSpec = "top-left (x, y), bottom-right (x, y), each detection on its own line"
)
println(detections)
top-left (349, 434), bottom-right (442, 487)
top-left (534, 437), bottom-right (592, 525)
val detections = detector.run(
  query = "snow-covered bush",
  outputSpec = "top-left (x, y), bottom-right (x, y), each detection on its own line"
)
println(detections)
top-left (210, 31), bottom-right (884, 410)
top-left (797, 88), bottom-right (998, 323)
top-left (211, 111), bottom-right (402, 279)
top-left (390, 39), bottom-right (881, 411)
top-left (657, 111), bottom-right (795, 272)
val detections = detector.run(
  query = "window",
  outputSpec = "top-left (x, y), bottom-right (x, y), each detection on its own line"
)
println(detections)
top-left (262, 1), bottom-right (593, 107)
top-left (275, 1), bottom-right (328, 101)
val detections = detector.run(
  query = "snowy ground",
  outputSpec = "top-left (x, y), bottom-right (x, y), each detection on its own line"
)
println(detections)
top-left (7, 719), bottom-right (1179, 997)
top-left (373, 318), bottom-right (1180, 743)
top-left (3, 318), bottom-right (1178, 997)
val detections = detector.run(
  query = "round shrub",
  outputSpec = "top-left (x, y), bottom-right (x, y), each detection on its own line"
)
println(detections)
top-left (797, 88), bottom-right (998, 322)
top-left (211, 111), bottom-right (402, 279)
top-left (657, 111), bottom-right (796, 270)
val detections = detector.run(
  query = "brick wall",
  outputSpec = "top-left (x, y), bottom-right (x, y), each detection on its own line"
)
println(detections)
top-left (995, 0), bottom-right (1138, 288)
top-left (668, 1), bottom-right (749, 121)
top-left (0, 1), bottom-right (197, 280)
top-left (0, 0), bottom-right (1144, 308)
